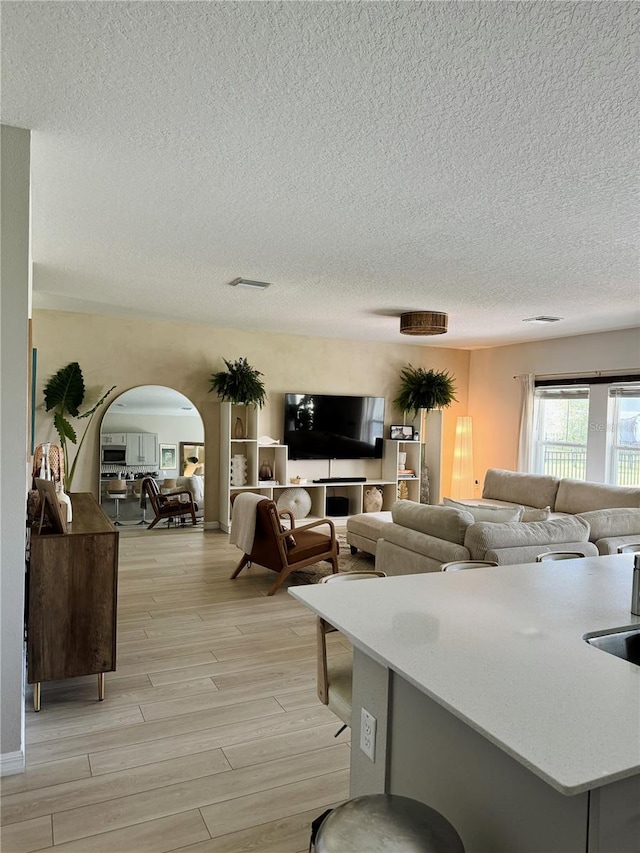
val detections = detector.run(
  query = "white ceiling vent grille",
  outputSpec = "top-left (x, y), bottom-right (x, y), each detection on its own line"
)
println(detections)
top-left (522, 316), bottom-right (563, 324)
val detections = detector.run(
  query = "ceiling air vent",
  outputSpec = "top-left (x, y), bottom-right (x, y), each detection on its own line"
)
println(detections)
top-left (522, 316), bottom-right (563, 324)
top-left (229, 278), bottom-right (271, 290)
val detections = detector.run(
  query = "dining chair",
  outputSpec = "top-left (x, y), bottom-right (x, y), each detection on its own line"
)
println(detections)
top-left (317, 570), bottom-right (386, 736)
top-left (617, 543), bottom-right (640, 554)
top-left (535, 551), bottom-right (585, 562)
top-left (440, 560), bottom-right (498, 571)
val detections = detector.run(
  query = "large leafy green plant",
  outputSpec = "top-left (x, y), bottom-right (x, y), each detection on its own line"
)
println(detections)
top-left (209, 357), bottom-right (267, 408)
top-left (394, 365), bottom-right (458, 418)
top-left (44, 362), bottom-right (115, 490)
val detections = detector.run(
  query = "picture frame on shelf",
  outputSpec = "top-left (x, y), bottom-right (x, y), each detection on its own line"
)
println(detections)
top-left (390, 425), bottom-right (414, 440)
top-left (34, 478), bottom-right (68, 534)
top-left (159, 443), bottom-right (177, 469)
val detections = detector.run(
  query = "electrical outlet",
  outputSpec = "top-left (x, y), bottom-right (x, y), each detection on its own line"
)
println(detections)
top-left (360, 707), bottom-right (376, 761)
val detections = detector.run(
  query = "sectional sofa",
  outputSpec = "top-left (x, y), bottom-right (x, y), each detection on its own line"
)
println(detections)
top-left (374, 469), bottom-right (640, 575)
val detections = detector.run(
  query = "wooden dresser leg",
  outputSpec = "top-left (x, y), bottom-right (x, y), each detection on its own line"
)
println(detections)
top-left (97, 672), bottom-right (105, 701)
top-left (33, 682), bottom-right (41, 712)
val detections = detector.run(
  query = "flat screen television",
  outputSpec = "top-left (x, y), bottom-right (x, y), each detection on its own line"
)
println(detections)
top-left (284, 393), bottom-right (385, 460)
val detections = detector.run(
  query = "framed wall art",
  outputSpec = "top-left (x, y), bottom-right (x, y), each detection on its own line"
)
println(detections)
top-left (389, 425), bottom-right (414, 440)
top-left (159, 443), bottom-right (177, 470)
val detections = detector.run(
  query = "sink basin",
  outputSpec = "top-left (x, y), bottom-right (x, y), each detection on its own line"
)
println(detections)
top-left (584, 627), bottom-right (640, 666)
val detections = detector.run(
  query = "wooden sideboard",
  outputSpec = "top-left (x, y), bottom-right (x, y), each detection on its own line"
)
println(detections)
top-left (27, 492), bottom-right (119, 710)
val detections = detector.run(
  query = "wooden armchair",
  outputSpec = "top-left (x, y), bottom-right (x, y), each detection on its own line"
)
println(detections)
top-left (230, 497), bottom-right (339, 595)
top-left (141, 477), bottom-right (198, 529)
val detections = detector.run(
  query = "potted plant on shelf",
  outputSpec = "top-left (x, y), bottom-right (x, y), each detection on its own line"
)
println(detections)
top-left (209, 357), bottom-right (267, 438)
top-left (43, 362), bottom-right (116, 491)
top-left (394, 365), bottom-right (457, 503)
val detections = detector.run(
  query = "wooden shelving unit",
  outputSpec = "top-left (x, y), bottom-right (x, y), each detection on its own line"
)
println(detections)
top-left (219, 403), bottom-right (443, 530)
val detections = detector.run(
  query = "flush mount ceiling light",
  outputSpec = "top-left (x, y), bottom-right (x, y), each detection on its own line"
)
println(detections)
top-left (229, 277), bottom-right (271, 291)
top-left (522, 316), bottom-right (563, 324)
top-left (399, 311), bottom-right (448, 336)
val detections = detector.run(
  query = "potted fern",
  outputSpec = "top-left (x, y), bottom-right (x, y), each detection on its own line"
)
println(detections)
top-left (43, 362), bottom-right (115, 491)
top-left (394, 365), bottom-right (457, 418)
top-left (209, 357), bottom-right (267, 407)
top-left (209, 357), bottom-right (267, 439)
top-left (394, 365), bottom-right (457, 503)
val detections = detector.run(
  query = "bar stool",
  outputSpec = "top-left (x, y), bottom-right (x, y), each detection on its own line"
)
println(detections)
top-left (313, 794), bottom-right (465, 852)
top-left (105, 479), bottom-right (128, 525)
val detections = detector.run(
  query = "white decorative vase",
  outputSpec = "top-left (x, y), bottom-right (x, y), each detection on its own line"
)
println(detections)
top-left (364, 487), bottom-right (383, 513)
top-left (230, 454), bottom-right (247, 486)
top-left (57, 489), bottom-right (73, 523)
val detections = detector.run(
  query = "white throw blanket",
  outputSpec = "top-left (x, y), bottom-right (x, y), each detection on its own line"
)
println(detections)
top-left (229, 492), bottom-right (265, 554)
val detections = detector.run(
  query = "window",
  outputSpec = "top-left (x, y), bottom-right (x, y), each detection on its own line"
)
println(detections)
top-left (532, 379), bottom-right (640, 485)
top-left (608, 385), bottom-right (640, 486)
top-left (533, 387), bottom-right (588, 479)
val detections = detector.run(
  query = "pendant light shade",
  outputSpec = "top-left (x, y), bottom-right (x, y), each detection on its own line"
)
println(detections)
top-left (400, 311), bottom-right (448, 336)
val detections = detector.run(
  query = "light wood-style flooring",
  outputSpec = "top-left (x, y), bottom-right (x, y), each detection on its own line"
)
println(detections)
top-left (1, 526), bottom-right (361, 853)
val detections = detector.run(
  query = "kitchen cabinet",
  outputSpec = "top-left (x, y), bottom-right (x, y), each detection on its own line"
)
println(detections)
top-left (102, 433), bottom-right (127, 446)
top-left (27, 493), bottom-right (119, 710)
top-left (125, 433), bottom-right (158, 466)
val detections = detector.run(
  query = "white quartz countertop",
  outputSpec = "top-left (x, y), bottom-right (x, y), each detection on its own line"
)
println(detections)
top-left (290, 554), bottom-right (640, 795)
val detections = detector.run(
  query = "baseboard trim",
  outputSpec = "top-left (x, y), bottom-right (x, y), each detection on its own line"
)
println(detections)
top-left (1, 749), bottom-right (25, 776)
top-left (203, 521), bottom-right (220, 530)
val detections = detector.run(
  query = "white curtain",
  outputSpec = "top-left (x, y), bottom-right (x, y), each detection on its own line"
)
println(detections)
top-left (516, 374), bottom-right (535, 472)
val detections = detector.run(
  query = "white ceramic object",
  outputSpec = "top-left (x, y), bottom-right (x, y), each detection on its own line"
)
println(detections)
top-left (364, 487), bottom-right (383, 513)
top-left (230, 454), bottom-right (247, 486)
top-left (277, 487), bottom-right (312, 519)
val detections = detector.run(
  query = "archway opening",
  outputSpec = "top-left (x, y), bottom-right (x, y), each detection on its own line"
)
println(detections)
top-left (100, 385), bottom-right (204, 525)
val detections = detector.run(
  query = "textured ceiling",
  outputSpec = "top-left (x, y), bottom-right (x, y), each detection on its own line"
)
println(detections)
top-left (2, 1), bottom-right (638, 348)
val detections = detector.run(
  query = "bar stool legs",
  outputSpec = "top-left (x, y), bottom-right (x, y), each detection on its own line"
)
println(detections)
top-left (313, 794), bottom-right (465, 853)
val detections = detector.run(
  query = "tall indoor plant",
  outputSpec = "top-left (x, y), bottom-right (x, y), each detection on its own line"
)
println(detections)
top-left (44, 362), bottom-right (115, 491)
top-left (394, 365), bottom-right (457, 503)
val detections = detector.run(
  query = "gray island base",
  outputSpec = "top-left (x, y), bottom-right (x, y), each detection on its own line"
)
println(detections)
top-left (291, 555), bottom-right (640, 853)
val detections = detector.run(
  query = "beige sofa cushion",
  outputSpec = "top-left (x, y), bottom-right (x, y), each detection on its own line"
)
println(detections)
top-left (555, 479), bottom-right (640, 514)
top-left (382, 523), bottom-right (471, 564)
top-left (482, 468), bottom-right (560, 510)
top-left (577, 508), bottom-right (640, 541)
top-left (443, 496), bottom-right (551, 522)
top-left (464, 515), bottom-right (591, 560)
top-left (391, 501), bottom-right (473, 545)
top-left (443, 497), bottom-right (523, 523)
top-left (595, 535), bottom-right (640, 556)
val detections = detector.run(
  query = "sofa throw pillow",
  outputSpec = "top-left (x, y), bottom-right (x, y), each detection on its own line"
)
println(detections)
top-left (521, 506), bottom-right (551, 522)
top-left (279, 522), bottom-right (296, 549)
top-left (443, 497), bottom-right (523, 523)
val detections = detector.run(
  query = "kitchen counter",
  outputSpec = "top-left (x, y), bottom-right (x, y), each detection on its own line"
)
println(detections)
top-left (291, 554), bottom-right (640, 852)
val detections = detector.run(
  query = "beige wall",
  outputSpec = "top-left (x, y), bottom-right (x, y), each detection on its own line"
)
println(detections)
top-left (32, 310), bottom-right (471, 520)
top-left (468, 328), bottom-right (640, 485)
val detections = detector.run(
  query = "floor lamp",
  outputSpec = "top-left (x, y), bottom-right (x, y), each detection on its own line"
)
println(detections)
top-left (450, 416), bottom-right (474, 499)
